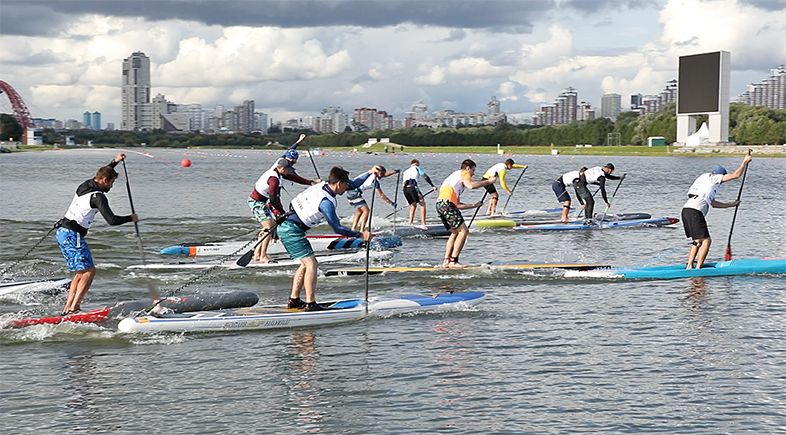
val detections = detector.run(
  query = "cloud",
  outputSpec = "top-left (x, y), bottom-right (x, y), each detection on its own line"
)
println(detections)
top-left (414, 66), bottom-right (446, 86)
top-left (2, 0), bottom-right (555, 36)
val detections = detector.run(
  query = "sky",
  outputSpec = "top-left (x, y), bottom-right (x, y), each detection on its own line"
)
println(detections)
top-left (1, 0), bottom-right (785, 127)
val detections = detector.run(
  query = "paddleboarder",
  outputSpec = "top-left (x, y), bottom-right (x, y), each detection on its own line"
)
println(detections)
top-left (54, 153), bottom-right (138, 316)
top-left (481, 158), bottom-right (528, 216)
top-left (682, 154), bottom-right (752, 269)
top-left (436, 159), bottom-right (496, 268)
top-left (275, 134), bottom-right (320, 185)
top-left (574, 163), bottom-right (623, 223)
top-left (347, 165), bottom-right (398, 232)
top-left (552, 168), bottom-right (583, 223)
top-left (247, 158), bottom-right (293, 263)
top-left (402, 159), bottom-right (437, 226)
top-left (279, 166), bottom-right (375, 311)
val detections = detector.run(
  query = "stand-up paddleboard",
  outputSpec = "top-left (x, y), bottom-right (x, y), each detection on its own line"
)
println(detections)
top-left (4, 291), bottom-right (260, 328)
top-left (160, 235), bottom-right (402, 257)
top-left (563, 257), bottom-right (786, 280)
top-left (128, 250), bottom-right (393, 270)
top-left (506, 207), bottom-right (574, 217)
top-left (324, 260), bottom-right (610, 276)
top-left (471, 213), bottom-right (654, 229)
top-left (0, 278), bottom-right (72, 297)
top-left (377, 225), bottom-right (451, 238)
top-left (118, 292), bottom-right (486, 333)
top-left (512, 217), bottom-right (679, 231)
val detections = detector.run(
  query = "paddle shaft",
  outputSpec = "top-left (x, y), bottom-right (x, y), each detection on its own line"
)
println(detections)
top-left (392, 170), bottom-right (401, 231)
top-left (303, 137), bottom-right (321, 180)
top-left (725, 150), bottom-right (752, 260)
top-left (597, 175), bottom-right (626, 225)
top-left (502, 168), bottom-right (527, 213)
top-left (384, 188), bottom-right (435, 219)
top-left (365, 187), bottom-right (377, 313)
top-left (467, 191), bottom-right (489, 229)
top-left (121, 161), bottom-right (160, 301)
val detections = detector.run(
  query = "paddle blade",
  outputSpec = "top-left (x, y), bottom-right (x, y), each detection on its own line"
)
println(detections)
top-left (725, 246), bottom-right (732, 261)
top-left (236, 249), bottom-right (254, 267)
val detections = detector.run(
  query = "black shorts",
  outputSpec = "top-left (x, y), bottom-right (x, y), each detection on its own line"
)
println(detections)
top-left (552, 181), bottom-right (570, 203)
top-left (403, 186), bottom-right (423, 205)
top-left (482, 177), bottom-right (497, 195)
top-left (682, 207), bottom-right (710, 240)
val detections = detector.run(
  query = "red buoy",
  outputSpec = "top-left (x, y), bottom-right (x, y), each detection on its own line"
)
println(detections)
top-left (181, 158), bottom-right (192, 167)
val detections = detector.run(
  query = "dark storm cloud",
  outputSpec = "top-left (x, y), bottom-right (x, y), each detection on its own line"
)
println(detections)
top-left (1, 0), bottom-right (555, 36)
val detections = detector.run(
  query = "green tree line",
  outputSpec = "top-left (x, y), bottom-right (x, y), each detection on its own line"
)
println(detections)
top-left (3, 103), bottom-right (784, 148)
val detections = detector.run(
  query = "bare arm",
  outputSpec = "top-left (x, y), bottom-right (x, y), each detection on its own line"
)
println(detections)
top-left (721, 154), bottom-right (752, 182)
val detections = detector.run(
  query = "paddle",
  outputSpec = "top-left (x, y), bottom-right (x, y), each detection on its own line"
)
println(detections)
top-left (302, 135), bottom-right (321, 180)
top-left (364, 186), bottom-right (377, 313)
top-left (384, 188), bottom-right (435, 219)
top-left (725, 150), bottom-right (752, 261)
top-left (236, 227), bottom-right (275, 267)
top-left (596, 174), bottom-right (626, 226)
top-left (467, 191), bottom-right (489, 229)
top-left (502, 167), bottom-right (527, 214)
top-left (391, 169), bottom-right (401, 232)
top-left (121, 161), bottom-right (160, 302)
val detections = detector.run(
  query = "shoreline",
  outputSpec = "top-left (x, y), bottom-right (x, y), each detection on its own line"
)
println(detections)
top-left (4, 143), bottom-right (785, 158)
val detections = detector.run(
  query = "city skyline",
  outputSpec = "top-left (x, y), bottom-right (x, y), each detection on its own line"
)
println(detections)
top-left (2, 0), bottom-right (785, 128)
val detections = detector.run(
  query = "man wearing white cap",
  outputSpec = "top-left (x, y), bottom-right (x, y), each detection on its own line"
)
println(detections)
top-left (681, 154), bottom-right (752, 269)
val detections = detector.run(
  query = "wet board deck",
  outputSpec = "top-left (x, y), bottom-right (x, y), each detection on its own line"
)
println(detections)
top-left (563, 257), bottom-right (786, 279)
top-left (118, 292), bottom-right (486, 333)
top-left (160, 235), bottom-right (402, 257)
top-left (324, 261), bottom-right (610, 276)
top-left (128, 250), bottom-right (392, 270)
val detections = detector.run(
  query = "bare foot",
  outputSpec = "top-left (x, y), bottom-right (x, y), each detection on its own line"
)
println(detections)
top-left (448, 262), bottom-right (468, 269)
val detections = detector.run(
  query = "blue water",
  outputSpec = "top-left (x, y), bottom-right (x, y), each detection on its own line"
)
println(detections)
top-left (1, 148), bottom-right (785, 434)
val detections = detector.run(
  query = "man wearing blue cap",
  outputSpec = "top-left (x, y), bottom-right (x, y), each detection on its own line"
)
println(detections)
top-left (271, 133), bottom-right (319, 186)
top-left (681, 154), bottom-right (752, 269)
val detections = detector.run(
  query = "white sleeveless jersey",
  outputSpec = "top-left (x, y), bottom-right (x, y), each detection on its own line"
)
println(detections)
top-left (64, 190), bottom-right (102, 229)
top-left (560, 170), bottom-right (581, 186)
top-left (684, 173), bottom-right (724, 216)
top-left (253, 167), bottom-right (281, 199)
top-left (583, 166), bottom-right (606, 184)
top-left (290, 182), bottom-right (337, 228)
top-left (440, 170), bottom-right (467, 200)
top-left (402, 166), bottom-right (421, 185)
top-left (353, 173), bottom-right (378, 193)
top-left (484, 162), bottom-right (506, 178)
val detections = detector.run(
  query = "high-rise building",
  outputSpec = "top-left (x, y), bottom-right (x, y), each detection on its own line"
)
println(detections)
top-left (601, 93), bottom-right (621, 120)
top-left (255, 112), bottom-right (269, 133)
top-left (736, 65), bottom-right (786, 109)
top-left (487, 96), bottom-right (500, 116)
top-left (236, 100), bottom-right (254, 133)
top-left (92, 111), bottom-right (101, 130)
top-left (82, 111), bottom-right (91, 129)
top-left (121, 51), bottom-right (151, 131)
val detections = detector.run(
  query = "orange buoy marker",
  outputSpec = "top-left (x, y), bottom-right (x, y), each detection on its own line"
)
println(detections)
top-left (181, 158), bottom-right (192, 167)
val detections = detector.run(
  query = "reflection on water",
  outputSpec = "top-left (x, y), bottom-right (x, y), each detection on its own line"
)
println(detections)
top-left (63, 351), bottom-right (98, 430)
top-left (284, 331), bottom-right (324, 431)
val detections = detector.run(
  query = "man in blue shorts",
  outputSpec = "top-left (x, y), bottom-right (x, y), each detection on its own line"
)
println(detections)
top-left (55, 153), bottom-right (138, 315)
top-left (278, 166), bottom-right (377, 311)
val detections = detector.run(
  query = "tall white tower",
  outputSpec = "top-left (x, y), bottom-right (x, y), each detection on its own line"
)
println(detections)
top-left (121, 51), bottom-right (151, 131)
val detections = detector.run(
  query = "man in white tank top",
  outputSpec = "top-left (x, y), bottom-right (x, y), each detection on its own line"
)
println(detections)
top-left (681, 154), bottom-right (751, 269)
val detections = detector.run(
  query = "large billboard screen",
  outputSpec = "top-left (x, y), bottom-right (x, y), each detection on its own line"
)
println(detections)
top-left (678, 52), bottom-right (721, 114)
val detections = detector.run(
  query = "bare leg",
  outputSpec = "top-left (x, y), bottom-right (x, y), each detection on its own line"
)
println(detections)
top-left (290, 263), bottom-right (306, 300)
top-left (487, 194), bottom-right (499, 215)
top-left (299, 255), bottom-right (319, 303)
top-left (63, 266), bottom-right (96, 313)
top-left (686, 242), bottom-right (700, 269)
top-left (408, 204), bottom-right (416, 225)
top-left (255, 220), bottom-right (275, 262)
top-left (560, 201), bottom-right (571, 223)
top-left (448, 224), bottom-right (469, 268)
top-left (695, 238), bottom-right (712, 269)
top-left (358, 206), bottom-right (369, 232)
top-left (443, 231), bottom-right (458, 268)
top-left (418, 201), bottom-right (427, 225)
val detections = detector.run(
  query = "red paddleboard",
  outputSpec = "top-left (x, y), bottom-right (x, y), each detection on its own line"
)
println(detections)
top-left (7, 308), bottom-right (111, 328)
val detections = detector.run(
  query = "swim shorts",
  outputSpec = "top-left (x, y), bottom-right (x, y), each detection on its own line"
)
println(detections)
top-left (403, 186), bottom-right (423, 205)
top-left (681, 207), bottom-right (710, 240)
top-left (436, 199), bottom-right (464, 230)
top-left (552, 180), bottom-right (571, 203)
top-left (56, 227), bottom-right (94, 271)
top-left (346, 190), bottom-right (367, 208)
top-left (248, 197), bottom-right (273, 223)
top-left (277, 220), bottom-right (314, 260)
